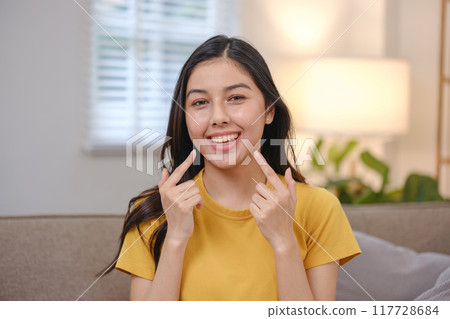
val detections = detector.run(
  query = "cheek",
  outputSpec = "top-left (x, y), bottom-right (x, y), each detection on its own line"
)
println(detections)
top-left (185, 119), bottom-right (194, 139)
top-left (185, 110), bottom-right (202, 134)
top-left (241, 104), bottom-right (268, 132)
top-left (185, 116), bottom-right (208, 152)
top-left (185, 121), bottom-right (201, 152)
top-left (247, 98), bottom-right (267, 123)
top-left (251, 123), bottom-right (267, 143)
top-left (186, 108), bottom-right (210, 129)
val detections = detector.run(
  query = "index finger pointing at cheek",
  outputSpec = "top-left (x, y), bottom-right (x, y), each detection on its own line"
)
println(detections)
top-left (253, 150), bottom-right (285, 191)
top-left (165, 149), bottom-right (196, 187)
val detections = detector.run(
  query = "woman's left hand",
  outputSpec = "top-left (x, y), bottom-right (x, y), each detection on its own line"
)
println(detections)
top-left (249, 151), bottom-right (298, 251)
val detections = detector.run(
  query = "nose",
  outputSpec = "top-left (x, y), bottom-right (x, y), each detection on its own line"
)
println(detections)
top-left (209, 102), bottom-right (231, 126)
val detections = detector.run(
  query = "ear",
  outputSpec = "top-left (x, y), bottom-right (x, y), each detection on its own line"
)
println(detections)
top-left (265, 104), bottom-right (275, 124)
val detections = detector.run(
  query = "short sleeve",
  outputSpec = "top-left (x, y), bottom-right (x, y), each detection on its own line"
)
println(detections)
top-left (302, 188), bottom-right (361, 269)
top-left (115, 220), bottom-right (162, 280)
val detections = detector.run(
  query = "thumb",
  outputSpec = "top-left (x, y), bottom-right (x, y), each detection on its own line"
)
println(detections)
top-left (158, 168), bottom-right (170, 188)
top-left (285, 167), bottom-right (297, 203)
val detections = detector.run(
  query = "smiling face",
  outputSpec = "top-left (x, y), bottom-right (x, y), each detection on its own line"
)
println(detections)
top-left (185, 58), bottom-right (274, 170)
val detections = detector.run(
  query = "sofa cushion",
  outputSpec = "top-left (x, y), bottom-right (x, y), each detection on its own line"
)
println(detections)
top-left (337, 231), bottom-right (450, 301)
top-left (0, 215), bottom-right (129, 301)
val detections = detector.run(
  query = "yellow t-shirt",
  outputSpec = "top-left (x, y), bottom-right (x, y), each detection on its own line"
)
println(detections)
top-left (115, 168), bottom-right (361, 300)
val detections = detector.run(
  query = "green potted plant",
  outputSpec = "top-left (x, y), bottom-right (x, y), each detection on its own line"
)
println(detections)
top-left (310, 140), bottom-right (444, 204)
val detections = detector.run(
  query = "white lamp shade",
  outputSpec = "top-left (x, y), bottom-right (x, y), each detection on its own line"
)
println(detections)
top-left (281, 58), bottom-right (410, 136)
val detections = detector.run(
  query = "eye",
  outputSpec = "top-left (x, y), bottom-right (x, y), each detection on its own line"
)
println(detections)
top-left (192, 99), bottom-right (208, 107)
top-left (229, 95), bottom-right (245, 102)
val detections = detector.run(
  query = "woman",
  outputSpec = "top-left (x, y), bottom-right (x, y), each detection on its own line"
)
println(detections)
top-left (105, 35), bottom-right (361, 300)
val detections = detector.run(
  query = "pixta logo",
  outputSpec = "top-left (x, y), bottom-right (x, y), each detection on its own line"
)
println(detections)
top-left (126, 129), bottom-right (171, 176)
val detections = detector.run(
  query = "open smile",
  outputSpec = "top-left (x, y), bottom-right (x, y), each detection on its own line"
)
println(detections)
top-left (207, 133), bottom-right (241, 151)
top-left (210, 133), bottom-right (239, 144)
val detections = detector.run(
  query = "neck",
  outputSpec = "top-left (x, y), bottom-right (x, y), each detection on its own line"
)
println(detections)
top-left (202, 159), bottom-right (266, 210)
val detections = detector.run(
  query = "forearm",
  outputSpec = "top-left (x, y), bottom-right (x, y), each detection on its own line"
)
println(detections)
top-left (147, 236), bottom-right (187, 300)
top-left (273, 235), bottom-right (314, 301)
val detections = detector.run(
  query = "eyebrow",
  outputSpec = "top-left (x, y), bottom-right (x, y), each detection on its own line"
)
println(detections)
top-left (186, 83), bottom-right (252, 98)
top-left (225, 83), bottom-right (252, 92)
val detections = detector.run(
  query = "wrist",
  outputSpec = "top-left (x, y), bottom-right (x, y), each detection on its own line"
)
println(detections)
top-left (271, 234), bottom-right (298, 255)
top-left (165, 232), bottom-right (190, 248)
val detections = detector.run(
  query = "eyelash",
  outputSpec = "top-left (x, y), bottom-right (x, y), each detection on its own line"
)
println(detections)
top-left (229, 95), bottom-right (245, 102)
top-left (192, 100), bottom-right (208, 106)
top-left (190, 95), bottom-right (246, 107)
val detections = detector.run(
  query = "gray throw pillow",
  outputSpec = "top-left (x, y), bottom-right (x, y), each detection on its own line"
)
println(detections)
top-left (414, 266), bottom-right (450, 301)
top-left (336, 231), bottom-right (450, 301)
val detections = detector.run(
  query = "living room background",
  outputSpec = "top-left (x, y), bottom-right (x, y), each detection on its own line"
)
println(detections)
top-left (0, 0), bottom-right (443, 216)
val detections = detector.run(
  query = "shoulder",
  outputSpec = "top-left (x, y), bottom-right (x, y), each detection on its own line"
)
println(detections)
top-left (275, 174), bottom-right (344, 225)
top-left (123, 219), bottom-right (165, 249)
top-left (296, 184), bottom-right (343, 222)
top-left (297, 184), bottom-right (340, 207)
top-left (275, 174), bottom-right (340, 209)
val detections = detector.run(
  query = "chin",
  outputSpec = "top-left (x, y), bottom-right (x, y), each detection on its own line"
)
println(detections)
top-left (204, 154), bottom-right (251, 170)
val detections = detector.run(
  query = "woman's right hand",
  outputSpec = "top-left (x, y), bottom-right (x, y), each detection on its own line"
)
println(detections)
top-left (158, 149), bottom-right (203, 244)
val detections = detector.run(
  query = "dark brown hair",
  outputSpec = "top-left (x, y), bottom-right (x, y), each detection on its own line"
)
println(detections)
top-left (101, 35), bottom-right (306, 277)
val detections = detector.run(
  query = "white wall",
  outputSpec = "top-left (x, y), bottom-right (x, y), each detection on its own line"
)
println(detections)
top-left (240, 0), bottom-right (386, 60)
top-left (385, 0), bottom-right (442, 192)
top-left (0, 0), bottom-right (443, 216)
top-left (0, 0), bottom-right (159, 216)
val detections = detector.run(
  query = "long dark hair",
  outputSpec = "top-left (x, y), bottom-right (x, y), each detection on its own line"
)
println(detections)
top-left (101, 35), bottom-right (306, 276)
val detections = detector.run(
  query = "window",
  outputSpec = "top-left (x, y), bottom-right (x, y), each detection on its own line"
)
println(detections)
top-left (86, 0), bottom-right (239, 154)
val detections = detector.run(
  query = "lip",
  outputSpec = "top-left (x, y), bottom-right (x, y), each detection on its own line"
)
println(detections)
top-left (207, 132), bottom-right (241, 151)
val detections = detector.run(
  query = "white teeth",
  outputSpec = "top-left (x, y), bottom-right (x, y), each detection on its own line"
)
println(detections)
top-left (210, 133), bottom-right (238, 144)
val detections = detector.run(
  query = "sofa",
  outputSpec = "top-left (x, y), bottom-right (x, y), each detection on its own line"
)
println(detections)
top-left (0, 202), bottom-right (449, 301)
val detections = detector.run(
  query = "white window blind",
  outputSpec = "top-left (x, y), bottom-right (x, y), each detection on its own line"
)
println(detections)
top-left (86, 0), bottom-right (239, 154)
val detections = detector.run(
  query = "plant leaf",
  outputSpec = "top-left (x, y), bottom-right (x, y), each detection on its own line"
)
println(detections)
top-left (354, 189), bottom-right (379, 204)
top-left (311, 138), bottom-right (325, 170)
top-left (328, 144), bottom-right (341, 169)
top-left (360, 151), bottom-right (390, 192)
top-left (335, 140), bottom-right (358, 172)
top-left (328, 140), bottom-right (358, 173)
top-left (402, 174), bottom-right (443, 202)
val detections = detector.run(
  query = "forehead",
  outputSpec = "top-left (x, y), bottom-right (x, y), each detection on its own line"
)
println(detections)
top-left (187, 58), bottom-right (255, 89)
